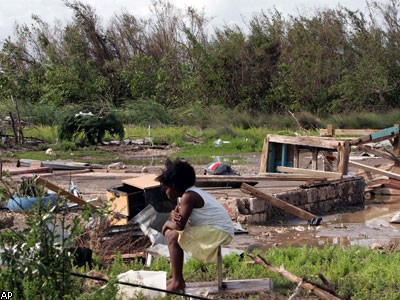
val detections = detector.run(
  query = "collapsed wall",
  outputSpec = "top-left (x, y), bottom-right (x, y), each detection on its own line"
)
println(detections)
top-left (221, 177), bottom-right (365, 224)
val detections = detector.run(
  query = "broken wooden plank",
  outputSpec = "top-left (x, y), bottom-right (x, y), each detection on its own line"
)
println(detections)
top-left (259, 136), bottom-right (270, 174)
top-left (241, 183), bottom-right (319, 223)
top-left (35, 177), bottom-right (97, 211)
top-left (266, 134), bottom-right (345, 150)
top-left (7, 167), bottom-right (53, 176)
top-left (93, 169), bottom-right (130, 173)
top-left (320, 127), bottom-right (378, 137)
top-left (357, 145), bottom-right (400, 163)
top-left (350, 125), bottom-right (400, 146)
top-left (276, 166), bottom-right (342, 179)
top-left (248, 254), bottom-right (341, 300)
top-left (40, 169), bottom-right (93, 177)
top-left (349, 161), bottom-right (400, 181)
top-left (366, 178), bottom-right (400, 190)
top-left (198, 174), bottom-right (327, 182)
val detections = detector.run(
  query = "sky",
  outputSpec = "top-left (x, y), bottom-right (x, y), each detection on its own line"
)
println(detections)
top-left (0, 0), bottom-right (368, 43)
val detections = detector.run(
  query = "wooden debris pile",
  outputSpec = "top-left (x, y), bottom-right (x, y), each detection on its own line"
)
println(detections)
top-left (346, 124), bottom-right (400, 199)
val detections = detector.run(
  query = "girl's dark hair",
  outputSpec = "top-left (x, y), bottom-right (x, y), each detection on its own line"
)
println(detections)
top-left (156, 158), bottom-right (196, 192)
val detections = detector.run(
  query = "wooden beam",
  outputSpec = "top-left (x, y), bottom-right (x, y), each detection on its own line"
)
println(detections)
top-left (293, 145), bottom-right (300, 168)
top-left (248, 254), bottom-right (342, 300)
top-left (350, 125), bottom-right (400, 146)
top-left (266, 134), bottom-right (344, 150)
top-left (35, 177), bottom-right (97, 211)
top-left (259, 136), bottom-right (269, 174)
top-left (197, 174), bottom-right (327, 182)
top-left (394, 124), bottom-right (400, 173)
top-left (276, 166), bottom-right (342, 179)
top-left (327, 124), bottom-right (334, 136)
top-left (320, 127), bottom-right (378, 137)
top-left (311, 148), bottom-right (318, 170)
top-left (358, 145), bottom-right (400, 163)
top-left (337, 141), bottom-right (350, 175)
top-left (241, 183), bottom-right (317, 221)
top-left (349, 161), bottom-right (400, 181)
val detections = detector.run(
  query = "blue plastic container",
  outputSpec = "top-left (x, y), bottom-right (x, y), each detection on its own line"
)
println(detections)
top-left (7, 194), bottom-right (58, 212)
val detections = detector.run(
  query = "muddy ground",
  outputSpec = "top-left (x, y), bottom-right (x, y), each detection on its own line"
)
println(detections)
top-left (1, 144), bottom-right (400, 298)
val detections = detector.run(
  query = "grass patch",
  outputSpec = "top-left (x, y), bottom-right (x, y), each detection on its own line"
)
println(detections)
top-left (95, 245), bottom-right (400, 300)
top-left (5, 148), bottom-right (116, 164)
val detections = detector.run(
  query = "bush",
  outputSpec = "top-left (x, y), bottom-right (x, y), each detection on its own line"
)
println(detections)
top-left (58, 112), bottom-right (124, 145)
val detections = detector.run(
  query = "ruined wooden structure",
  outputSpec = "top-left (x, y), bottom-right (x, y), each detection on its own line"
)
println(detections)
top-left (349, 124), bottom-right (400, 173)
top-left (260, 124), bottom-right (400, 177)
top-left (259, 134), bottom-right (351, 175)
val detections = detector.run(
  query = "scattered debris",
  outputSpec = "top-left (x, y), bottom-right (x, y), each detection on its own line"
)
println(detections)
top-left (249, 254), bottom-right (341, 300)
top-left (45, 148), bottom-right (55, 155)
top-left (390, 212), bottom-right (400, 223)
top-left (241, 183), bottom-right (322, 226)
top-left (107, 162), bottom-right (127, 170)
top-left (203, 161), bottom-right (238, 175)
top-left (115, 270), bottom-right (166, 299)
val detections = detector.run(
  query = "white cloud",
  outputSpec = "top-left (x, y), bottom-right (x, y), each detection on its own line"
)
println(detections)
top-left (0, 0), bottom-right (367, 43)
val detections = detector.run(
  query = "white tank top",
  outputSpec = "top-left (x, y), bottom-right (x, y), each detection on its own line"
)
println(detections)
top-left (184, 186), bottom-right (234, 237)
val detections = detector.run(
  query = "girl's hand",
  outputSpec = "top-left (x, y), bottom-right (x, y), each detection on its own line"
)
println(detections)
top-left (171, 209), bottom-right (182, 222)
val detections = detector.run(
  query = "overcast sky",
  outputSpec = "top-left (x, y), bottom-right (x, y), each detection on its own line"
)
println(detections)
top-left (0, 0), bottom-right (368, 43)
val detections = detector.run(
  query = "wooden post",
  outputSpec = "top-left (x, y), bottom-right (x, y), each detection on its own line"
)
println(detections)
top-left (293, 145), bottom-right (300, 168)
top-left (337, 141), bottom-right (350, 175)
top-left (311, 148), bottom-right (318, 170)
top-left (217, 246), bottom-right (223, 289)
top-left (393, 124), bottom-right (400, 173)
top-left (327, 124), bottom-right (334, 137)
top-left (259, 136), bottom-right (269, 174)
top-left (281, 144), bottom-right (287, 167)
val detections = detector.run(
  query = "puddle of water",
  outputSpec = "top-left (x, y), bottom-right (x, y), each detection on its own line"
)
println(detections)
top-left (231, 195), bottom-right (400, 251)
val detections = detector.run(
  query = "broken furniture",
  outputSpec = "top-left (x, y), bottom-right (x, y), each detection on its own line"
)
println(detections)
top-left (259, 134), bottom-right (350, 176)
top-left (107, 174), bottom-right (172, 226)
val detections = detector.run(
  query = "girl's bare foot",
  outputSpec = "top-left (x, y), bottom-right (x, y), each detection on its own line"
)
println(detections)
top-left (167, 279), bottom-right (186, 292)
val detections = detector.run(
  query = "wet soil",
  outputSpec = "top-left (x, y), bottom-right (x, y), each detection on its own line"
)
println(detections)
top-left (2, 146), bottom-right (400, 258)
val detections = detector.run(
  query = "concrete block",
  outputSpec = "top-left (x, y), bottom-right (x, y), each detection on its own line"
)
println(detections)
top-left (306, 189), bottom-right (318, 203)
top-left (317, 187), bottom-right (328, 201)
top-left (248, 197), bottom-right (267, 213)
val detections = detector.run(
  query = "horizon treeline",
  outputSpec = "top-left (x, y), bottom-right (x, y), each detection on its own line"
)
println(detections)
top-left (1, 0), bottom-right (400, 124)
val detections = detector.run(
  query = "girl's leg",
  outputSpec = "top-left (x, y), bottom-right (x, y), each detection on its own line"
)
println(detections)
top-left (164, 229), bottom-right (186, 291)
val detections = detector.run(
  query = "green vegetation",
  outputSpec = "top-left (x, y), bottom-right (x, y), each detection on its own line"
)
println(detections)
top-left (1, 1), bottom-right (400, 297)
top-left (1, 176), bottom-right (400, 299)
top-left (58, 112), bottom-right (124, 145)
top-left (1, 1), bottom-right (400, 124)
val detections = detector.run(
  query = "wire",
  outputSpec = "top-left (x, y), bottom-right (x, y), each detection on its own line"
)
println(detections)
top-left (71, 271), bottom-right (211, 300)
